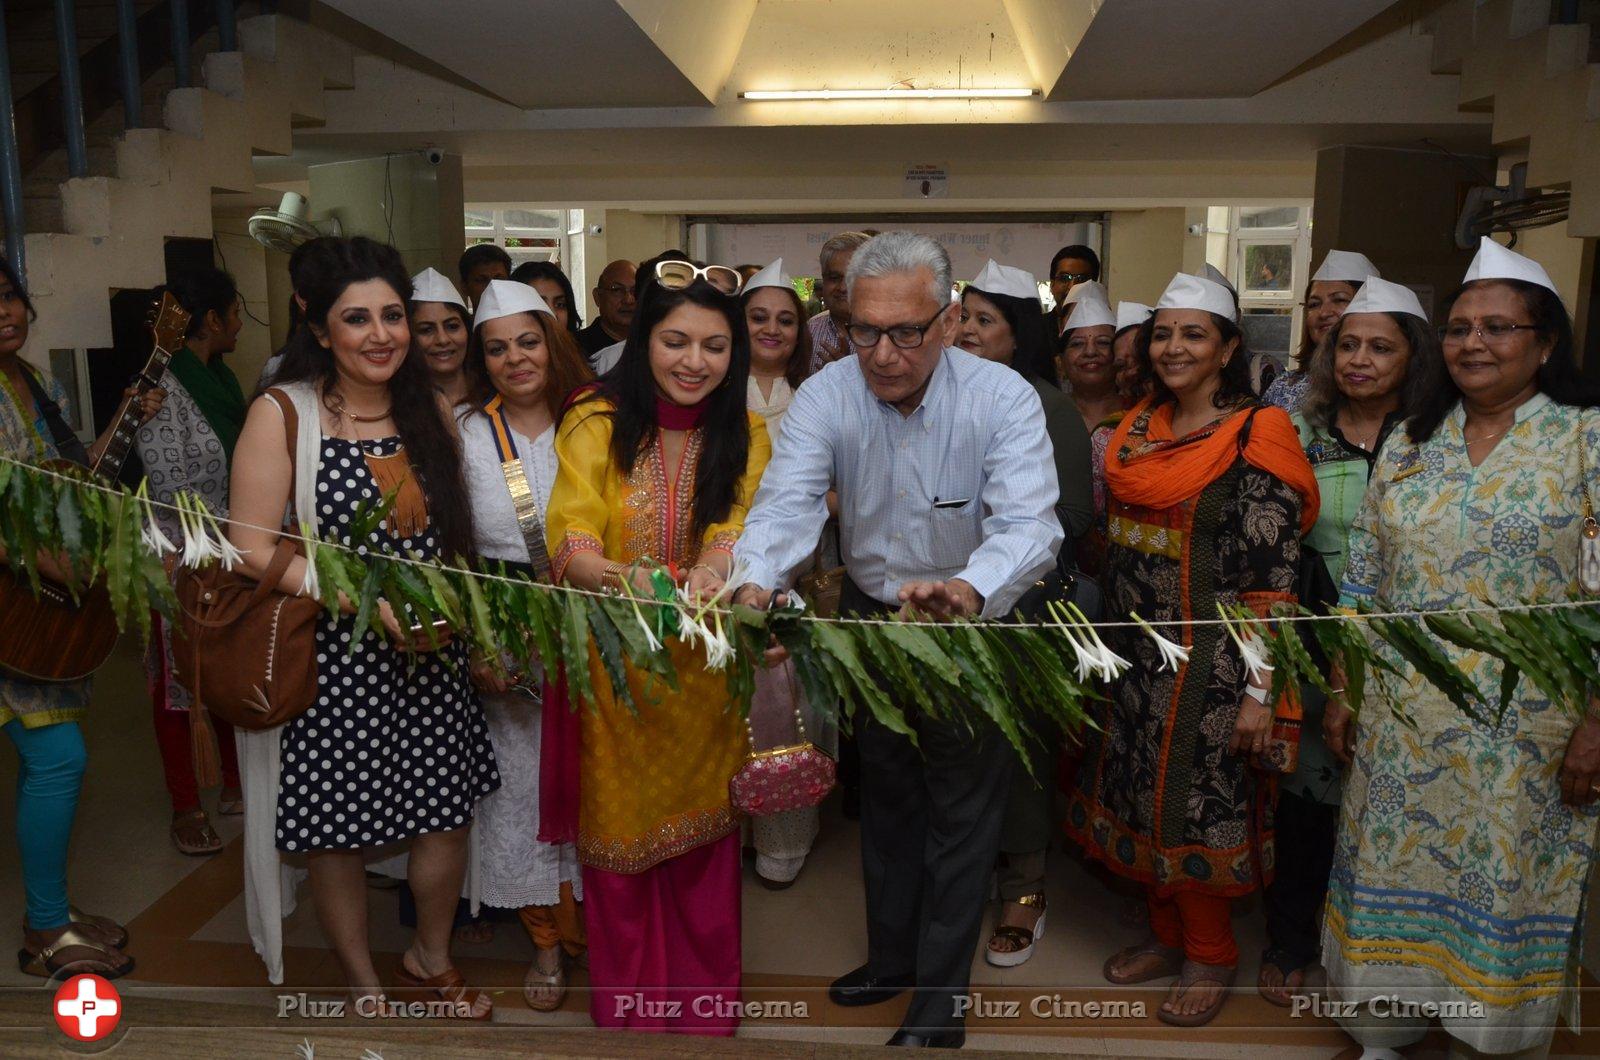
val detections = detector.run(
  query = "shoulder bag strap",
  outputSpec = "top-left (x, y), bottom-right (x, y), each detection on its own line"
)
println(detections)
top-left (263, 387), bottom-right (301, 528)
top-left (483, 395), bottom-right (552, 580)
top-left (19, 367), bottom-right (91, 466)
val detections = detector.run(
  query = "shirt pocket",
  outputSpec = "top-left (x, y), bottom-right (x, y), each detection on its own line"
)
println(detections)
top-left (921, 501), bottom-right (978, 572)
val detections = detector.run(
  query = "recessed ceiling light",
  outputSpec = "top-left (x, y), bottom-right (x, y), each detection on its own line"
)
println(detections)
top-left (740, 87), bottom-right (1039, 101)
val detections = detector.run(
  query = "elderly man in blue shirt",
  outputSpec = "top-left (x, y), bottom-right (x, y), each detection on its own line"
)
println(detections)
top-left (732, 231), bottom-right (1062, 1049)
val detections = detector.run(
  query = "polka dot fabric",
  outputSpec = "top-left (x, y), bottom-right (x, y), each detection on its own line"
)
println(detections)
top-left (275, 437), bottom-right (499, 853)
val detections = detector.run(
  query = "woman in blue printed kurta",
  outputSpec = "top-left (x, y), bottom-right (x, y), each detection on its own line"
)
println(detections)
top-left (1, 259), bottom-right (162, 979)
top-left (1322, 264), bottom-right (1600, 1056)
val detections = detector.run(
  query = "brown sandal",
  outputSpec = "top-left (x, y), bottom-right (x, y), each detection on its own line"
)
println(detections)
top-left (170, 809), bottom-right (222, 856)
top-left (1102, 936), bottom-right (1184, 985)
top-left (18, 926), bottom-right (135, 980)
top-left (394, 961), bottom-right (492, 1021)
top-left (1156, 959), bottom-right (1236, 1027)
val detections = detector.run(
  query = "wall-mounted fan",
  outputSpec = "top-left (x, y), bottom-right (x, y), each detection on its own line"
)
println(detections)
top-left (1455, 162), bottom-right (1570, 249)
top-left (248, 192), bottom-right (342, 253)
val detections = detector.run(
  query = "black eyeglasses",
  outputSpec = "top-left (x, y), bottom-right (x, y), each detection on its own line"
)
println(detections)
top-left (846, 304), bottom-right (949, 350)
top-left (1438, 322), bottom-right (1539, 345)
top-left (1053, 272), bottom-right (1092, 285)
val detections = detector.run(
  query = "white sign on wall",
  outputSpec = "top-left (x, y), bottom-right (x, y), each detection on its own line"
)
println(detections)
top-left (904, 164), bottom-right (948, 199)
top-left (704, 220), bottom-right (1100, 282)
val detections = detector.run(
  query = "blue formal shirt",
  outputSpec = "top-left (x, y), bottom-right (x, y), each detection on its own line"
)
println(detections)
top-left (733, 348), bottom-right (1062, 618)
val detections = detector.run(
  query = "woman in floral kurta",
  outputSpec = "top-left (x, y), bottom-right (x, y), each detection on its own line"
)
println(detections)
top-left (1322, 256), bottom-right (1600, 1056)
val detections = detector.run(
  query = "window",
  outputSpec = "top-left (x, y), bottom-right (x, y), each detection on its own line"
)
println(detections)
top-left (463, 206), bottom-right (586, 297)
top-left (1203, 205), bottom-right (1313, 381)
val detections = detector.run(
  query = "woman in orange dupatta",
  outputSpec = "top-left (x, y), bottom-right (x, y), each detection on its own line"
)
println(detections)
top-left (542, 272), bottom-right (770, 1036)
top-left (1064, 273), bottom-right (1318, 1028)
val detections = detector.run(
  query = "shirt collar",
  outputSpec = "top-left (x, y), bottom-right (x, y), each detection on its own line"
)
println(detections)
top-left (874, 347), bottom-right (951, 424)
top-left (1448, 390), bottom-right (1553, 430)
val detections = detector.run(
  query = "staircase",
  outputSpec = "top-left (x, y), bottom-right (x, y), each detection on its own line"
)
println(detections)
top-left (1427, 0), bottom-right (1600, 237)
top-left (3, 11), bottom-right (354, 357)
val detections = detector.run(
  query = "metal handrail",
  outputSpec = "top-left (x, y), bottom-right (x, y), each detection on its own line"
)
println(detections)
top-left (0, 0), bottom-right (242, 277)
top-left (0, 3), bottom-right (23, 275)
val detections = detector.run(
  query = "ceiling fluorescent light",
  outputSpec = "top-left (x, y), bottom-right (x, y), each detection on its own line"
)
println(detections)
top-left (741, 87), bottom-right (1038, 101)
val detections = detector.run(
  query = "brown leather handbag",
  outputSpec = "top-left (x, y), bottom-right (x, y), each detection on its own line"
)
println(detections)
top-left (173, 537), bottom-right (320, 732)
top-left (171, 389), bottom-right (320, 784)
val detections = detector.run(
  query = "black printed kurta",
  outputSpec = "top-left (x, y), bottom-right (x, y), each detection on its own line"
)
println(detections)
top-left (1066, 434), bottom-right (1301, 897)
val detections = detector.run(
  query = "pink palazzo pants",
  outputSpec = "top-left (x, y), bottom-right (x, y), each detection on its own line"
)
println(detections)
top-left (582, 831), bottom-right (742, 1036)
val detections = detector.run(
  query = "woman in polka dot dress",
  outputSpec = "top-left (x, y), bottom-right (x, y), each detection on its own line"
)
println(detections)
top-left (228, 237), bottom-right (498, 1018)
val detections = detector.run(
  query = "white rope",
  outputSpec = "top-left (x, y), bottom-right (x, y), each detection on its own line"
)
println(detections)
top-left (5, 454), bottom-right (1597, 633)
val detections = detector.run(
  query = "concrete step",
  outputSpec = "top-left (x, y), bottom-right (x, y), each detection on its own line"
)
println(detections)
top-left (12, 13), bottom-right (357, 355)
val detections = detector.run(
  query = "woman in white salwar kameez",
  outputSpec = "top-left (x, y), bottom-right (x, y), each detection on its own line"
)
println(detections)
top-left (458, 280), bottom-right (595, 1008)
top-left (740, 260), bottom-right (837, 887)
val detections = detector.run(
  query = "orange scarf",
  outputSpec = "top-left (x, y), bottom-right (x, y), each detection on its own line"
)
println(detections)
top-left (1103, 397), bottom-right (1320, 534)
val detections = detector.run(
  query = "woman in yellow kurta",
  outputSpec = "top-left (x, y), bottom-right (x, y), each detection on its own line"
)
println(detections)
top-left (543, 269), bottom-right (770, 1036)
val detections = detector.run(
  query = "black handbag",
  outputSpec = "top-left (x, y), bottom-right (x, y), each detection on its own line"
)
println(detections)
top-left (1010, 563), bottom-right (1103, 623)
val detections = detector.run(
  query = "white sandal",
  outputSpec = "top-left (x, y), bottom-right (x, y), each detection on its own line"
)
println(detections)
top-left (985, 893), bottom-right (1047, 968)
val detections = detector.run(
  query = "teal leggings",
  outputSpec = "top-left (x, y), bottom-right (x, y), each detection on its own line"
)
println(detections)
top-left (3, 719), bottom-right (86, 931)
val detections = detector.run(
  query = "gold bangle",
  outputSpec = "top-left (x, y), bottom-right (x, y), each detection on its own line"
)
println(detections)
top-left (600, 561), bottom-right (627, 594)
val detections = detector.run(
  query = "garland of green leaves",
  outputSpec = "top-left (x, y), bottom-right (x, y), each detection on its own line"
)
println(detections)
top-left (4, 455), bottom-right (1600, 766)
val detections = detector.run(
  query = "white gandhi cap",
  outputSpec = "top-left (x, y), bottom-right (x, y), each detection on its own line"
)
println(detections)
top-left (1063, 282), bottom-right (1116, 331)
top-left (1461, 236), bottom-right (1560, 297)
top-left (1156, 273), bottom-right (1239, 323)
top-left (410, 267), bottom-right (466, 308)
top-left (970, 259), bottom-right (1041, 303)
top-left (1311, 250), bottom-right (1381, 284)
top-left (1115, 302), bottom-right (1153, 333)
top-left (1343, 276), bottom-right (1428, 322)
top-left (744, 258), bottom-right (792, 293)
top-left (473, 278), bottom-right (553, 329)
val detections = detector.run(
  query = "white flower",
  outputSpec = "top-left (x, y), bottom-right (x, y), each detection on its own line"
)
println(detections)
top-left (1218, 603), bottom-right (1274, 686)
top-left (175, 492), bottom-right (217, 568)
top-left (1049, 600), bottom-right (1103, 682)
top-left (1067, 601), bottom-right (1130, 680)
top-left (137, 481), bottom-right (176, 558)
top-left (701, 606), bottom-right (735, 671)
top-left (1131, 611), bottom-right (1189, 673)
top-left (674, 585), bottom-right (707, 651)
top-left (632, 602), bottom-right (664, 654)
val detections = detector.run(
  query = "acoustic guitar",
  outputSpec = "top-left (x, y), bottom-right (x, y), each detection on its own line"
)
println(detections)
top-left (0, 292), bottom-right (191, 682)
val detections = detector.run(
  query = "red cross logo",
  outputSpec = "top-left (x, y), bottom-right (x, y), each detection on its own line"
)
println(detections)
top-left (53, 974), bottom-right (122, 1042)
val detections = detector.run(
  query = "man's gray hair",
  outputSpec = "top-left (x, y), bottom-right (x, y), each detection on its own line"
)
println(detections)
top-left (818, 230), bottom-right (875, 271)
top-left (844, 231), bottom-right (952, 307)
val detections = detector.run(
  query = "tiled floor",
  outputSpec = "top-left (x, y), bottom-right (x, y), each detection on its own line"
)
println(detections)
top-left (2, 640), bottom-right (1597, 1058)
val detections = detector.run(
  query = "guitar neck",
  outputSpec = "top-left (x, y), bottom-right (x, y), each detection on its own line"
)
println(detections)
top-left (91, 344), bottom-right (175, 480)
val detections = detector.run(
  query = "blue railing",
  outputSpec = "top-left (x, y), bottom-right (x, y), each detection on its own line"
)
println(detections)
top-left (0, 1), bottom-right (245, 278)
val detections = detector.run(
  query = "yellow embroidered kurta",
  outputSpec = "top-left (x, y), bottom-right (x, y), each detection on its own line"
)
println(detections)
top-left (547, 398), bottom-right (771, 874)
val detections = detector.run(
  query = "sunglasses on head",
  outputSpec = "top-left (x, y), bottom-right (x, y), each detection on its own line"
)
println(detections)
top-left (653, 260), bottom-right (744, 295)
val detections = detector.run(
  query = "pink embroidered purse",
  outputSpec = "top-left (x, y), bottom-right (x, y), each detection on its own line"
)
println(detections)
top-left (729, 697), bottom-right (836, 817)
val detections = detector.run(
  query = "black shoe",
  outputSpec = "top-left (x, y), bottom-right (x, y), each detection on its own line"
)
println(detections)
top-left (887, 1027), bottom-right (966, 1048)
top-left (827, 964), bottom-right (912, 1007)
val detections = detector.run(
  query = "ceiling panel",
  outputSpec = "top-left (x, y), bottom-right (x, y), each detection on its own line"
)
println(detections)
top-left (1049, 0), bottom-right (1403, 100)
top-left (319, 0), bottom-right (712, 108)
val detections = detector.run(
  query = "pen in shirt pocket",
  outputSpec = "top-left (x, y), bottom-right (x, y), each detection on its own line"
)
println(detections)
top-left (932, 496), bottom-right (971, 509)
